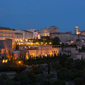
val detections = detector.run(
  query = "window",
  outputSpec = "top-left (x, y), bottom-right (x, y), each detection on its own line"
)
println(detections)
top-left (82, 40), bottom-right (84, 42)
top-left (34, 30), bottom-right (37, 32)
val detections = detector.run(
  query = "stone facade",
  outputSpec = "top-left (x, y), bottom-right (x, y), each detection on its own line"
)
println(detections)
top-left (15, 30), bottom-right (33, 42)
top-left (41, 26), bottom-right (58, 36)
top-left (27, 28), bottom-right (39, 39)
top-left (0, 39), bottom-right (12, 59)
top-left (0, 26), bottom-right (15, 45)
top-left (15, 33), bottom-right (23, 42)
top-left (75, 25), bottom-right (85, 36)
top-left (28, 45), bottom-right (61, 58)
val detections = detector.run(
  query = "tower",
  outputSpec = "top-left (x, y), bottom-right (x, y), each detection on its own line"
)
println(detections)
top-left (75, 26), bottom-right (79, 34)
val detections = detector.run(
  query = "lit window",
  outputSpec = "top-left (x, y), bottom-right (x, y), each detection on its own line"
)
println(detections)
top-left (82, 40), bottom-right (84, 42)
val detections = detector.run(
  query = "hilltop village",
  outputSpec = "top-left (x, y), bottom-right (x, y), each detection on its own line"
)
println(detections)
top-left (0, 25), bottom-right (85, 60)
top-left (0, 26), bottom-right (85, 85)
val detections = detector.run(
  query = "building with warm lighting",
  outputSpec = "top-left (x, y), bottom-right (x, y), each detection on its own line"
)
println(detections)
top-left (15, 33), bottom-right (23, 42)
top-left (15, 30), bottom-right (33, 42)
top-left (28, 45), bottom-right (61, 58)
top-left (51, 31), bottom-right (85, 46)
top-left (12, 50), bottom-right (29, 59)
top-left (0, 26), bottom-right (15, 45)
top-left (27, 28), bottom-right (40, 39)
top-left (50, 32), bottom-right (75, 44)
top-left (75, 25), bottom-right (85, 35)
top-left (0, 39), bottom-right (12, 59)
top-left (41, 26), bottom-right (58, 36)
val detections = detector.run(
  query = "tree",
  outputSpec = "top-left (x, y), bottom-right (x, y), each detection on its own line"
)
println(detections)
top-left (64, 58), bottom-right (74, 69)
top-left (59, 55), bottom-right (67, 67)
top-left (42, 36), bottom-right (50, 41)
top-left (4, 79), bottom-right (12, 85)
top-left (52, 62), bottom-right (62, 72)
top-left (57, 68), bottom-right (70, 80)
top-left (74, 59), bottom-right (84, 70)
top-left (52, 37), bottom-right (60, 45)
top-left (52, 80), bottom-right (66, 85)
top-left (48, 62), bottom-right (50, 74)
top-left (74, 78), bottom-right (84, 85)
top-left (31, 64), bottom-right (43, 74)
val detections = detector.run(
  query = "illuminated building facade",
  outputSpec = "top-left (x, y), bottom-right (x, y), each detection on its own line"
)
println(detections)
top-left (12, 50), bottom-right (29, 60)
top-left (17, 45), bottom-right (61, 58)
top-left (15, 30), bottom-right (33, 42)
top-left (27, 28), bottom-right (40, 39)
top-left (0, 39), bottom-right (12, 59)
top-left (75, 25), bottom-right (85, 36)
top-left (75, 26), bottom-right (80, 34)
top-left (41, 26), bottom-right (58, 36)
top-left (15, 33), bottom-right (23, 42)
top-left (0, 26), bottom-right (15, 45)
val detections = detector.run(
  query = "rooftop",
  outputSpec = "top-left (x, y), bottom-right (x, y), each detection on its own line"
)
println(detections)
top-left (0, 26), bottom-right (15, 31)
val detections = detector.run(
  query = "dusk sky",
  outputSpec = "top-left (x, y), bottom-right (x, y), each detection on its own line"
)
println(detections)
top-left (0, 0), bottom-right (85, 33)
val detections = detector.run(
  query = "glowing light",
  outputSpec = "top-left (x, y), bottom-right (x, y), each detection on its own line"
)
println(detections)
top-left (33, 54), bottom-right (35, 57)
top-left (41, 42), bottom-right (43, 45)
top-left (25, 46), bottom-right (27, 48)
top-left (31, 43), bottom-right (33, 45)
top-left (26, 56), bottom-right (29, 60)
top-left (77, 32), bottom-right (79, 34)
top-left (49, 42), bottom-right (52, 44)
top-left (71, 41), bottom-right (74, 44)
top-left (82, 40), bottom-right (84, 42)
top-left (25, 39), bottom-right (28, 42)
top-left (46, 42), bottom-right (47, 44)
top-left (60, 42), bottom-right (62, 44)
top-left (2, 59), bottom-right (8, 63)
top-left (50, 53), bottom-right (52, 57)
top-left (38, 34), bottom-right (41, 39)
top-left (36, 42), bottom-right (38, 45)
top-left (18, 61), bottom-right (21, 64)
top-left (45, 54), bottom-right (47, 57)
top-left (21, 40), bottom-right (23, 42)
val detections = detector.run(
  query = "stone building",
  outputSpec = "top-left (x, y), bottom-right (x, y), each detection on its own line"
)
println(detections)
top-left (27, 45), bottom-right (61, 58)
top-left (15, 30), bottom-right (33, 42)
top-left (27, 28), bottom-right (39, 39)
top-left (51, 31), bottom-right (85, 46)
top-left (41, 26), bottom-right (58, 36)
top-left (75, 25), bottom-right (85, 35)
top-left (0, 26), bottom-right (15, 45)
top-left (15, 33), bottom-right (23, 42)
top-left (50, 32), bottom-right (75, 44)
top-left (0, 39), bottom-right (12, 59)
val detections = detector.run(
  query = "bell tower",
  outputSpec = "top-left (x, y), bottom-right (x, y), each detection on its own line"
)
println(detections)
top-left (75, 26), bottom-right (79, 34)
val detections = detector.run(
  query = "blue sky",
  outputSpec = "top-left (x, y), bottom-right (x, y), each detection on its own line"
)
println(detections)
top-left (0, 0), bottom-right (85, 33)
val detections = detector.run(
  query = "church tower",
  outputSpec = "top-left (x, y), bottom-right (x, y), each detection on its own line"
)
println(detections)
top-left (75, 26), bottom-right (79, 34)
